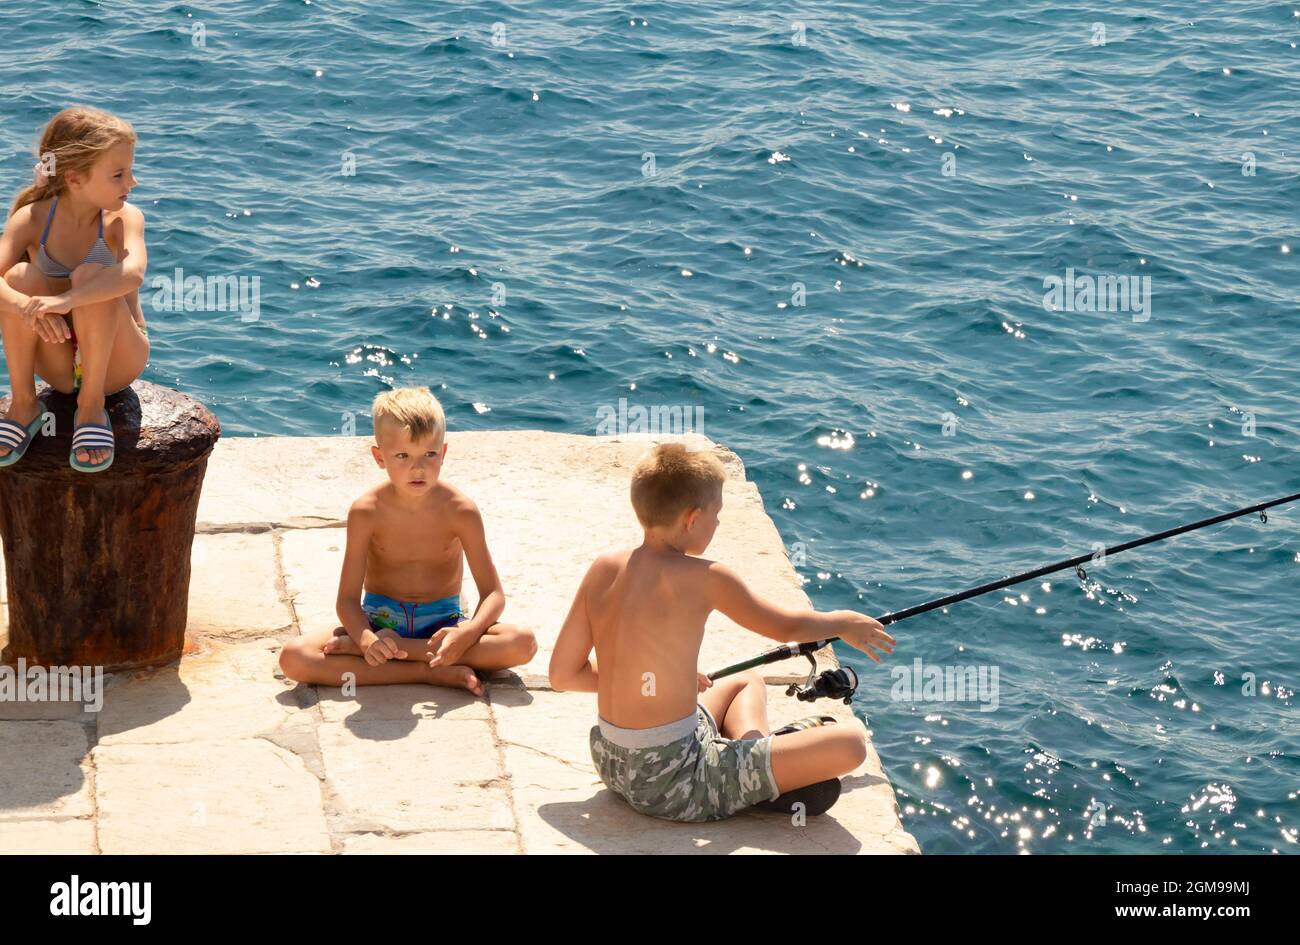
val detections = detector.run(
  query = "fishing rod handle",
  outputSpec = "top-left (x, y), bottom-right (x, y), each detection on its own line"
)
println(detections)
top-left (707, 640), bottom-right (826, 680)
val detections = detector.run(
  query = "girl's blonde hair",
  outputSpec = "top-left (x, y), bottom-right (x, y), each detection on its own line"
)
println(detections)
top-left (11, 106), bottom-right (137, 217)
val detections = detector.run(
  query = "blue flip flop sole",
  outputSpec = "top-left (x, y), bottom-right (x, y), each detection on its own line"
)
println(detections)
top-left (70, 411), bottom-right (115, 473)
top-left (0, 411), bottom-right (46, 467)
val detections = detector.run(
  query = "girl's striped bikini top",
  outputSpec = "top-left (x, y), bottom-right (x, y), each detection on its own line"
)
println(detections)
top-left (35, 196), bottom-right (116, 279)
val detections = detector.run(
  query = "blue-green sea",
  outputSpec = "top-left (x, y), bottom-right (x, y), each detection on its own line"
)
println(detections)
top-left (2, 1), bottom-right (1297, 853)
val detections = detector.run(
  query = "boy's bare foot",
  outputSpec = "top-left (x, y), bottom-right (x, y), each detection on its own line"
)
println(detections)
top-left (321, 631), bottom-right (483, 695)
top-left (323, 630), bottom-right (362, 657)
top-left (429, 664), bottom-right (484, 697)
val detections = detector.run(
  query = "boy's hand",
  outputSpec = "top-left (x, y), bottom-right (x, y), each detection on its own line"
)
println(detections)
top-left (427, 623), bottom-right (482, 668)
top-left (697, 672), bottom-right (713, 694)
top-left (364, 629), bottom-right (408, 666)
top-left (833, 611), bottom-right (895, 663)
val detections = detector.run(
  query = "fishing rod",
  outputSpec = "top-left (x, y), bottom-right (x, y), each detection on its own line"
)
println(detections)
top-left (708, 490), bottom-right (1300, 702)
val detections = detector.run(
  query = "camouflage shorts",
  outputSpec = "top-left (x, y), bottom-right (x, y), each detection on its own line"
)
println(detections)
top-left (589, 705), bottom-right (779, 822)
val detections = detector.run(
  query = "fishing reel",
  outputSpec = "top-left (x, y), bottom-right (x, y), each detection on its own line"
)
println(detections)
top-left (786, 652), bottom-right (859, 704)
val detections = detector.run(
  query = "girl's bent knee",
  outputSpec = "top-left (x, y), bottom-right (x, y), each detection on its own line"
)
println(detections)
top-left (4, 262), bottom-right (31, 288)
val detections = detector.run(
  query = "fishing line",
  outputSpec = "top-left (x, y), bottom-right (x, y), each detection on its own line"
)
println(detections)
top-left (709, 490), bottom-right (1300, 700)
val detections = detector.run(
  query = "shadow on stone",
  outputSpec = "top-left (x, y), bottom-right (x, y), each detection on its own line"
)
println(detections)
top-left (91, 665), bottom-right (194, 742)
top-left (842, 770), bottom-right (890, 790)
top-left (0, 720), bottom-right (93, 817)
top-left (275, 684), bottom-right (319, 711)
top-left (537, 793), bottom-right (866, 854)
top-left (308, 683), bottom-right (493, 739)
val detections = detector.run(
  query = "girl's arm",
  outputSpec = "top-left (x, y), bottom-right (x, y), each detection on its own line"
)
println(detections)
top-left (127, 287), bottom-right (147, 330)
top-left (55, 203), bottom-right (148, 308)
top-left (23, 205), bottom-right (147, 319)
top-left (0, 208), bottom-right (37, 318)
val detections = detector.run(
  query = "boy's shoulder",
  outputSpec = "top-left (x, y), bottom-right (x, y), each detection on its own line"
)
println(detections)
top-left (580, 550), bottom-right (631, 598)
top-left (669, 554), bottom-right (726, 597)
top-left (434, 478), bottom-right (474, 508)
top-left (589, 548), bottom-right (716, 581)
top-left (589, 548), bottom-right (632, 575)
top-left (424, 479), bottom-right (481, 525)
top-left (347, 483), bottom-right (385, 517)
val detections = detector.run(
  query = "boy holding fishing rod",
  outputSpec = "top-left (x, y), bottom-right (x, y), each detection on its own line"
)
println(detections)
top-left (549, 443), bottom-right (896, 822)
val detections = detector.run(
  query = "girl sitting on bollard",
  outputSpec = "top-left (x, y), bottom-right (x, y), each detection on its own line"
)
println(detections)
top-left (0, 106), bottom-right (150, 472)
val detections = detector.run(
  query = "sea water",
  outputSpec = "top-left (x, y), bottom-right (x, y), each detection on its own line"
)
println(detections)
top-left (1, 1), bottom-right (1296, 853)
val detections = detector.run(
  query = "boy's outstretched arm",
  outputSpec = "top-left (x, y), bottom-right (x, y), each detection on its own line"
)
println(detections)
top-left (707, 562), bottom-right (896, 663)
top-left (428, 498), bottom-right (504, 668)
top-left (549, 564), bottom-right (599, 693)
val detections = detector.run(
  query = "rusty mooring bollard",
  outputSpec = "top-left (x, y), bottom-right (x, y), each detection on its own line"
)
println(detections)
top-left (0, 380), bottom-right (220, 670)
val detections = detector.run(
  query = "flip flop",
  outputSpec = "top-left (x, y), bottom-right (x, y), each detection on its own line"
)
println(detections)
top-left (0, 409), bottom-right (46, 468)
top-left (70, 409), bottom-right (114, 473)
top-left (754, 715), bottom-right (844, 816)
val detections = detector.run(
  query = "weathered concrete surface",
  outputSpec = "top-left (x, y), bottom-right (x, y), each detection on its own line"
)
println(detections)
top-left (0, 432), bottom-right (918, 855)
top-left (0, 818), bottom-right (96, 854)
top-left (95, 740), bottom-right (331, 855)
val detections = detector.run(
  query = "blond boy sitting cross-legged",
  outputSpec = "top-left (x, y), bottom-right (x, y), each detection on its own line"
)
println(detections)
top-left (278, 387), bottom-right (537, 696)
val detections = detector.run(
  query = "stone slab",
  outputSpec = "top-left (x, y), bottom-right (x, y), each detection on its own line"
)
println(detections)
top-left (0, 818), bottom-right (96, 854)
top-left (197, 431), bottom-right (729, 530)
top-left (0, 721), bottom-right (92, 821)
top-left (94, 739), bottom-right (330, 854)
top-left (96, 639), bottom-right (300, 746)
top-left (278, 527), bottom-right (348, 638)
top-left (317, 719), bottom-right (513, 835)
top-left (341, 830), bottom-right (518, 854)
top-left (188, 531), bottom-right (293, 639)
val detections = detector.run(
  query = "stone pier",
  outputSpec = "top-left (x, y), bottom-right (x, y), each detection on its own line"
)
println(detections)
top-left (0, 432), bottom-right (918, 855)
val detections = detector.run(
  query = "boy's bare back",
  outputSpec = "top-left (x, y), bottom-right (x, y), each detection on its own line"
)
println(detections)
top-left (583, 545), bottom-right (718, 729)
top-left (351, 479), bottom-right (471, 603)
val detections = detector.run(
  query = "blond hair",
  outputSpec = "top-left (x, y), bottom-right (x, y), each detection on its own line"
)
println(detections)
top-left (630, 443), bottom-right (726, 527)
top-left (12, 107), bottom-right (137, 217)
top-left (372, 387), bottom-right (446, 444)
